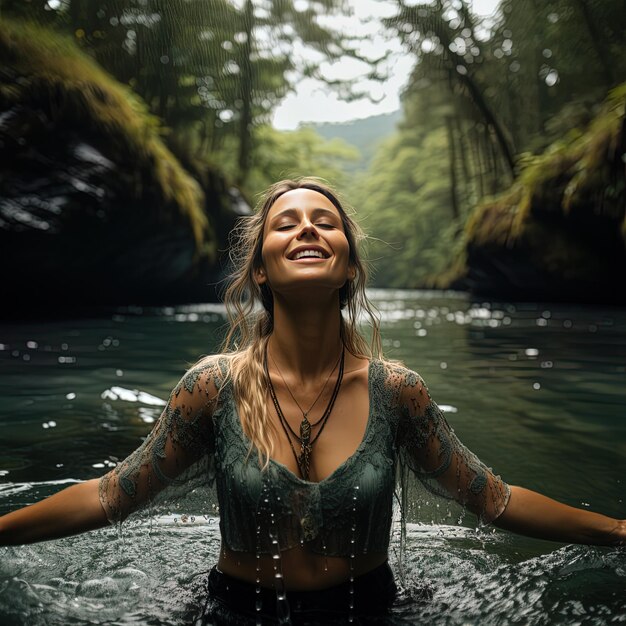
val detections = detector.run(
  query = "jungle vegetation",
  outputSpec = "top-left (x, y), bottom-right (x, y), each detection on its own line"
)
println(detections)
top-left (1, 0), bottom-right (624, 293)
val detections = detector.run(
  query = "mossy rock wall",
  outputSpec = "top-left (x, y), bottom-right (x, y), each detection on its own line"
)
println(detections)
top-left (446, 85), bottom-right (626, 304)
top-left (0, 21), bottom-right (247, 313)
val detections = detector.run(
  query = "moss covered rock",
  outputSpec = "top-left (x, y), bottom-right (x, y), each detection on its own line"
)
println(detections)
top-left (0, 20), bottom-right (246, 313)
top-left (444, 84), bottom-right (626, 304)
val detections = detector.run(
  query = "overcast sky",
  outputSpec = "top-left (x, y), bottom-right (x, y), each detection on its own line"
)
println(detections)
top-left (273, 0), bottom-right (501, 129)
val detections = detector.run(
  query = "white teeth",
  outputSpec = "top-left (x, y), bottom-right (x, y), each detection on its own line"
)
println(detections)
top-left (293, 250), bottom-right (324, 260)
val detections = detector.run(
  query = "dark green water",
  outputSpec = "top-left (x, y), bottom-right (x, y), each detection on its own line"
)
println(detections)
top-left (0, 290), bottom-right (624, 625)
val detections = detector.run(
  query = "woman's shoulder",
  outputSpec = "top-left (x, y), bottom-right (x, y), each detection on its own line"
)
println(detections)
top-left (373, 357), bottom-right (425, 389)
top-left (175, 353), bottom-right (232, 397)
top-left (373, 359), bottom-right (434, 419)
top-left (192, 352), bottom-right (232, 375)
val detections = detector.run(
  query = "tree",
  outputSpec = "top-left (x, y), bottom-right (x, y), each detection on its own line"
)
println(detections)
top-left (354, 0), bottom-right (626, 289)
top-left (385, 1), bottom-right (516, 180)
top-left (3, 0), bottom-right (375, 189)
top-left (229, 0), bottom-right (377, 185)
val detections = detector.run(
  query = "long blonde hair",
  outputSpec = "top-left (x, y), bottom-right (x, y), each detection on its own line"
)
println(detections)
top-left (219, 177), bottom-right (382, 467)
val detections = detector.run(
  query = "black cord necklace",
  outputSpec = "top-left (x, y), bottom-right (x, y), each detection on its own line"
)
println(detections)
top-left (264, 345), bottom-right (345, 481)
top-left (269, 348), bottom-right (342, 427)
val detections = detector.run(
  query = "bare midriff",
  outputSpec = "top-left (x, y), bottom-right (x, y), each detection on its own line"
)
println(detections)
top-left (217, 543), bottom-right (388, 591)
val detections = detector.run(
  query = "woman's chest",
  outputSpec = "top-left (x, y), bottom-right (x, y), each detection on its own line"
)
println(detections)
top-left (267, 370), bottom-right (371, 483)
top-left (214, 397), bottom-right (397, 519)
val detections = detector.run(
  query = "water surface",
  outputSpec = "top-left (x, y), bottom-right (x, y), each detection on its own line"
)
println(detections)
top-left (1, 291), bottom-right (624, 624)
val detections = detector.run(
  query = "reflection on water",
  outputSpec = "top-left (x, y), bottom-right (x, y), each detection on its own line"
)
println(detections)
top-left (1, 291), bottom-right (625, 624)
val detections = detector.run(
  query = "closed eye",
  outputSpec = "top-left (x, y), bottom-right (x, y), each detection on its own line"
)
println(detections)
top-left (316, 223), bottom-right (335, 229)
top-left (276, 224), bottom-right (296, 231)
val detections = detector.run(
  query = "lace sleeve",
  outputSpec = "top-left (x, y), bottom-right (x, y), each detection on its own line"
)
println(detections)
top-left (395, 368), bottom-right (510, 524)
top-left (98, 358), bottom-right (223, 523)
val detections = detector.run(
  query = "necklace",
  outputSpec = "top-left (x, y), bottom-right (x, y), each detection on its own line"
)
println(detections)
top-left (264, 345), bottom-right (345, 481)
top-left (269, 348), bottom-right (342, 425)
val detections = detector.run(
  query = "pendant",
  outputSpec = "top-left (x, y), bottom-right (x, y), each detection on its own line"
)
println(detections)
top-left (299, 443), bottom-right (312, 481)
top-left (300, 416), bottom-right (311, 447)
top-left (299, 416), bottom-right (312, 480)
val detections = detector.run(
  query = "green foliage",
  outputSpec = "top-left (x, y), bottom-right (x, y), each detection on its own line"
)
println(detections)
top-left (5, 0), bottom-right (625, 293)
top-left (308, 111), bottom-right (402, 175)
top-left (352, 125), bottom-right (464, 288)
top-left (356, 0), bottom-right (626, 289)
top-left (0, 18), bottom-right (212, 252)
top-left (239, 125), bottom-right (361, 200)
top-left (1, 0), bottom-right (367, 187)
top-left (465, 81), bottom-right (626, 252)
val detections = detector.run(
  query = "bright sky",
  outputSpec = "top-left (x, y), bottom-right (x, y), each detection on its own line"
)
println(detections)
top-left (273, 0), bottom-right (501, 129)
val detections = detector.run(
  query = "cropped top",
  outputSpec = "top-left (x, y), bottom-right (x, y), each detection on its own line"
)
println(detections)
top-left (98, 357), bottom-right (510, 556)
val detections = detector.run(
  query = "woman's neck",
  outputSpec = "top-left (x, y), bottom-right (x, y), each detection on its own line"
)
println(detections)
top-left (269, 292), bottom-right (343, 383)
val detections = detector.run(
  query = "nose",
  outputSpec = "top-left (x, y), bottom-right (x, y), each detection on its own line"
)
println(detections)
top-left (296, 217), bottom-right (319, 240)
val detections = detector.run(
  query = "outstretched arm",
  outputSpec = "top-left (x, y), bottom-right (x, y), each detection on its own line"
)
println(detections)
top-left (0, 357), bottom-right (222, 546)
top-left (495, 485), bottom-right (625, 546)
top-left (0, 479), bottom-right (107, 545)
top-left (393, 365), bottom-right (624, 544)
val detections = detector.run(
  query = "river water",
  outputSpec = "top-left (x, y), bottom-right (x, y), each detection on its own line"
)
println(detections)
top-left (0, 290), bottom-right (624, 625)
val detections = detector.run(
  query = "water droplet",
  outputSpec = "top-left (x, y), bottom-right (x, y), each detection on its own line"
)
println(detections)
top-left (545, 69), bottom-right (559, 86)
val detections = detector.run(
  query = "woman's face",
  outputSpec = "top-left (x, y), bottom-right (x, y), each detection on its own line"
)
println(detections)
top-left (256, 188), bottom-right (354, 299)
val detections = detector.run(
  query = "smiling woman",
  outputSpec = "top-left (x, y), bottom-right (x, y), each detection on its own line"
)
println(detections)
top-left (0, 177), bottom-right (624, 626)
top-left (256, 188), bottom-right (355, 301)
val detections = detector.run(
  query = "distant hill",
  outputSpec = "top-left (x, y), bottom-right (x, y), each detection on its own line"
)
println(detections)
top-left (303, 109), bottom-right (402, 174)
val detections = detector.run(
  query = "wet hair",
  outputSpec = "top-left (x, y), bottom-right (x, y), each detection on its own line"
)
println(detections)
top-left (218, 177), bottom-right (382, 468)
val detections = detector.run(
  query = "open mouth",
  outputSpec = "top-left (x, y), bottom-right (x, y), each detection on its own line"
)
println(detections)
top-left (288, 247), bottom-right (330, 260)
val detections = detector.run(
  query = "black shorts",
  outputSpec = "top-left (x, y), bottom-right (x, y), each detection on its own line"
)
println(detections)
top-left (197, 561), bottom-right (398, 625)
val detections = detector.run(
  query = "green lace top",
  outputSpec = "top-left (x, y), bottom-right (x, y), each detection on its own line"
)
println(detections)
top-left (98, 357), bottom-right (510, 556)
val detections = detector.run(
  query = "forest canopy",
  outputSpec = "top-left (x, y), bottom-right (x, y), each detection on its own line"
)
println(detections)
top-left (1, 0), bottom-right (625, 298)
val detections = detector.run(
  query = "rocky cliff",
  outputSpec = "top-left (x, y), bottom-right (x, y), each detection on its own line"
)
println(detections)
top-left (0, 21), bottom-right (248, 316)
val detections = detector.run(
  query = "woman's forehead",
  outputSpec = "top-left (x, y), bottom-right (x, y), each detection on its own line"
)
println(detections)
top-left (267, 188), bottom-right (340, 217)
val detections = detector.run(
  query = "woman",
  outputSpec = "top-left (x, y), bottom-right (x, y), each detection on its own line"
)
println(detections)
top-left (0, 178), bottom-right (624, 625)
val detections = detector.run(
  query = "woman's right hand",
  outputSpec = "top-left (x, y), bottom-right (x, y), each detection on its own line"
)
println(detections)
top-left (0, 478), bottom-right (108, 545)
